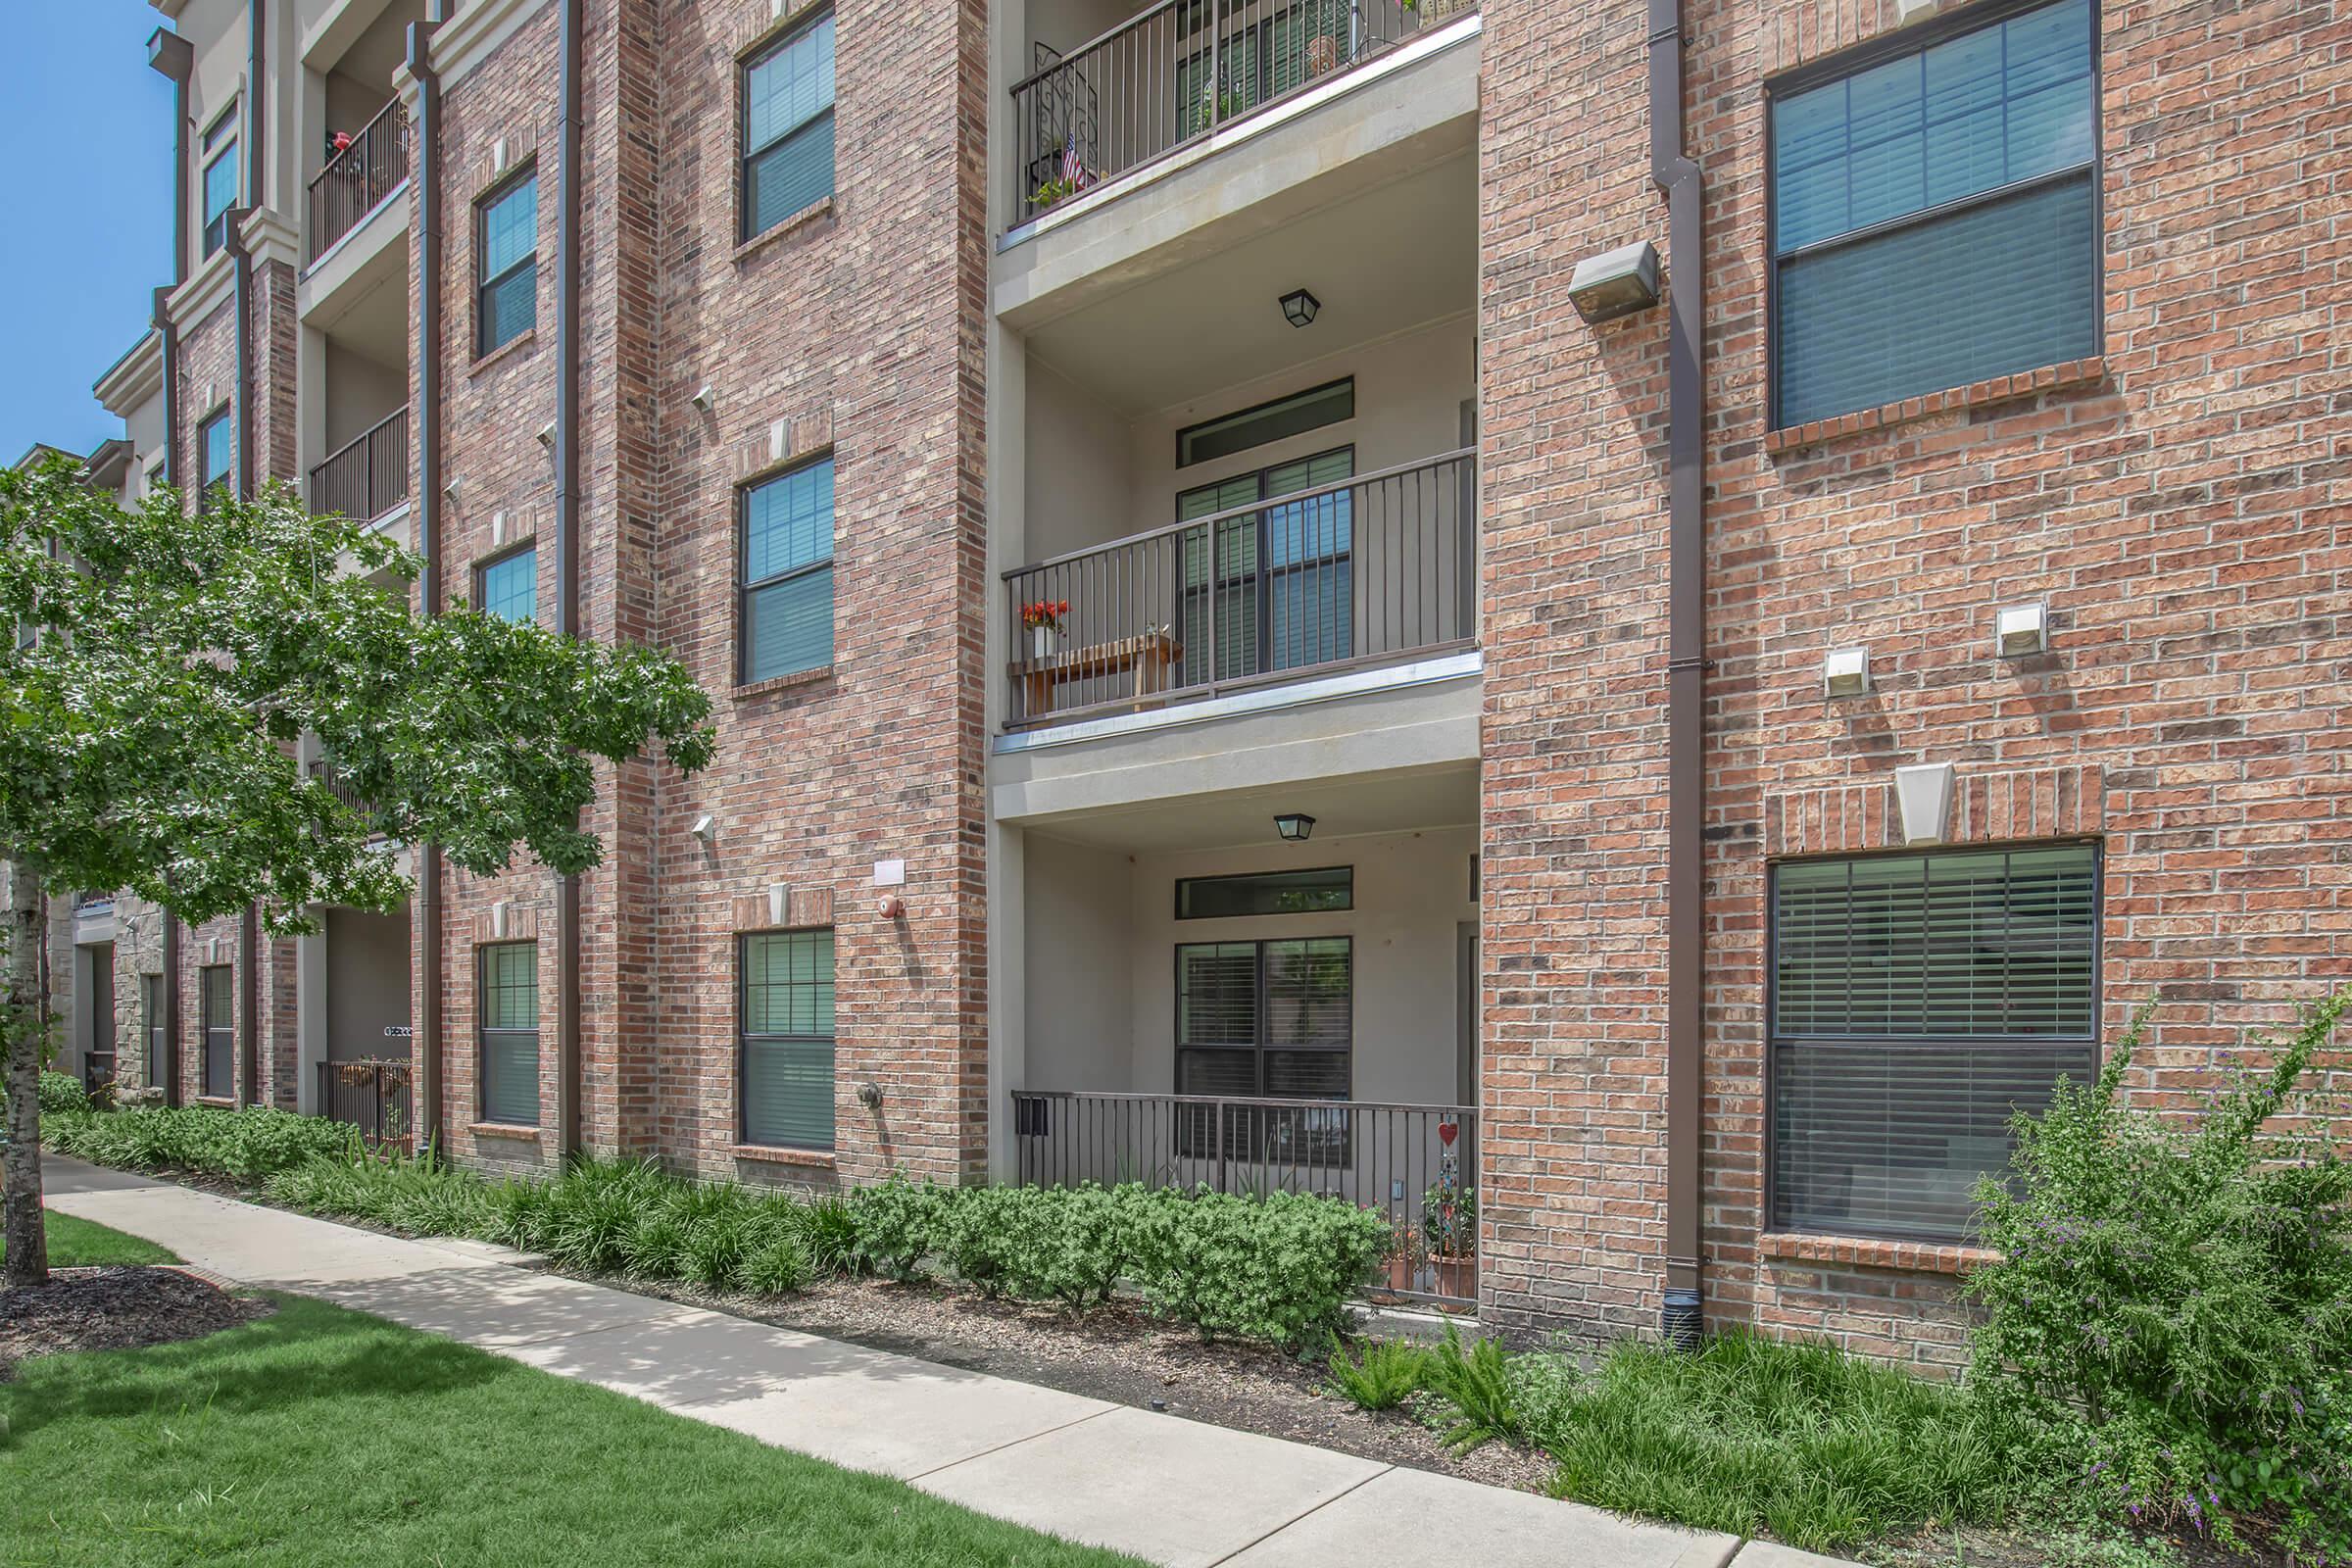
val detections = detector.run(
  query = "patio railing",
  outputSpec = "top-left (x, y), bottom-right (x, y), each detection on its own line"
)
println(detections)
top-left (318, 1058), bottom-right (414, 1153)
top-left (308, 98), bottom-right (413, 262)
top-left (1004, 446), bottom-right (1475, 729)
top-left (1011, 1090), bottom-right (1479, 1309)
top-left (308, 408), bottom-right (412, 525)
top-left (1010, 0), bottom-right (1477, 225)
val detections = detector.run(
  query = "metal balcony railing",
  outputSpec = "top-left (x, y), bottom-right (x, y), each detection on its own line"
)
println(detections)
top-left (1010, 0), bottom-right (1476, 224)
top-left (318, 1058), bottom-right (415, 1154)
top-left (308, 408), bottom-right (412, 525)
top-left (1011, 1090), bottom-right (1480, 1308)
top-left (1004, 446), bottom-right (1475, 728)
top-left (308, 99), bottom-right (413, 263)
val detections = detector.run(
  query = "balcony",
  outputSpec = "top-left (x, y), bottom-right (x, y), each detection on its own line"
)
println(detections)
top-left (308, 99), bottom-right (412, 265)
top-left (308, 408), bottom-right (411, 526)
top-left (1012, 0), bottom-right (1476, 225)
top-left (1005, 447), bottom-right (1473, 729)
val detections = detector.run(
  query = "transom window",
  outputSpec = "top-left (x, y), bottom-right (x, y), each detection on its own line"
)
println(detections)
top-left (1176, 866), bottom-right (1352, 919)
top-left (202, 106), bottom-right (240, 259)
top-left (1769, 0), bottom-right (2098, 427)
top-left (740, 456), bottom-right (835, 683)
top-left (476, 546), bottom-right (538, 624)
top-left (476, 171), bottom-right (539, 356)
top-left (1770, 843), bottom-right (2100, 1243)
top-left (1178, 447), bottom-right (1353, 683)
top-left (1177, 379), bottom-right (1352, 468)
top-left (739, 930), bottom-right (836, 1151)
top-left (742, 9), bottom-right (836, 240)
top-left (478, 942), bottom-right (539, 1126)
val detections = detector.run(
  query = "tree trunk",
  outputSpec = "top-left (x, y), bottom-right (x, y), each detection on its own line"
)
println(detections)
top-left (4, 858), bottom-right (49, 1290)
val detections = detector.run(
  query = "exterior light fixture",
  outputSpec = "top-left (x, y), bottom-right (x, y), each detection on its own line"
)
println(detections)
top-left (690, 384), bottom-right (714, 414)
top-left (1279, 288), bottom-right (1320, 328)
top-left (1822, 646), bottom-right (1870, 700)
top-left (536, 420), bottom-right (558, 448)
top-left (1995, 600), bottom-right (2047, 658)
top-left (1894, 762), bottom-right (1956, 847)
top-left (1568, 239), bottom-right (1661, 323)
top-left (690, 813), bottom-right (715, 843)
top-left (1274, 812), bottom-right (1316, 842)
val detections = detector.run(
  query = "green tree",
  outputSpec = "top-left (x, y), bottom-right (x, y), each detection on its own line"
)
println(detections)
top-left (0, 461), bottom-right (715, 1287)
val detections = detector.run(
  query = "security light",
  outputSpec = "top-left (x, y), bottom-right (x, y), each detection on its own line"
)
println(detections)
top-left (1279, 289), bottom-right (1320, 328)
top-left (1995, 601), bottom-right (2047, 658)
top-left (536, 420), bottom-right (558, 448)
top-left (690, 384), bottom-right (714, 414)
top-left (1822, 646), bottom-right (1870, 700)
top-left (690, 813), bottom-right (715, 843)
top-left (1568, 239), bottom-right (1661, 323)
top-left (1274, 812), bottom-right (1316, 842)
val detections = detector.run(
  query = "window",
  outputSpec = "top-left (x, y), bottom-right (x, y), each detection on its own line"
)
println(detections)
top-left (1769, 0), bottom-right (2098, 428)
top-left (478, 942), bottom-right (539, 1126)
top-left (142, 973), bottom-right (166, 1088)
top-left (739, 930), bottom-right (836, 1150)
top-left (1177, 379), bottom-right (1352, 468)
top-left (476, 172), bottom-right (539, 356)
top-left (199, 408), bottom-right (233, 499)
top-left (1176, 866), bottom-right (1352, 919)
top-left (1176, 937), bottom-right (1351, 1163)
top-left (741, 9), bottom-right (836, 240)
top-left (740, 456), bottom-right (834, 682)
top-left (1770, 843), bottom-right (2100, 1243)
top-left (1178, 447), bottom-right (1352, 682)
top-left (202, 106), bottom-right (239, 259)
top-left (476, 546), bottom-right (537, 623)
top-left (200, 964), bottom-right (233, 1098)
top-left (1173, 0), bottom-right (1351, 138)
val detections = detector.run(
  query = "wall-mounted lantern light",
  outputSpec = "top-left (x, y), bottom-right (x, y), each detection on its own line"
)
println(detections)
top-left (1274, 812), bottom-right (1316, 842)
top-left (1280, 288), bottom-right (1320, 328)
top-left (1568, 239), bottom-right (1661, 323)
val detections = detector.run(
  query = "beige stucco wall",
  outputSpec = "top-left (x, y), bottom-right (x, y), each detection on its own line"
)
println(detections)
top-left (323, 338), bottom-right (406, 449)
top-left (323, 905), bottom-right (410, 1061)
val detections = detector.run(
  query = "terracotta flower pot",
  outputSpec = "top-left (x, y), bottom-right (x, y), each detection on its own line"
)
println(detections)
top-left (1383, 1252), bottom-right (1418, 1293)
top-left (1430, 1254), bottom-right (1474, 1300)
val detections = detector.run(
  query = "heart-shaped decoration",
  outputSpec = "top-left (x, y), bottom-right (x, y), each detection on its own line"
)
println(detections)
top-left (1439, 1120), bottom-right (1458, 1146)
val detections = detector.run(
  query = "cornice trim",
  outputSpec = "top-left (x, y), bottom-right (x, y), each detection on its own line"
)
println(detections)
top-left (94, 329), bottom-right (167, 416)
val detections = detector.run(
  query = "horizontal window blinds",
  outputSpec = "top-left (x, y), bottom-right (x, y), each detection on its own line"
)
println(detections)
top-left (741, 931), bottom-right (835, 1151)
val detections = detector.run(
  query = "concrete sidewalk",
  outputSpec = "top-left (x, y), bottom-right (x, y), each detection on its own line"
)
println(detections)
top-left (43, 1157), bottom-right (1849, 1568)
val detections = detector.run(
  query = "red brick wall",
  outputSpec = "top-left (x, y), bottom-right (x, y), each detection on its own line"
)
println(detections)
top-left (1479, 0), bottom-right (2352, 1360)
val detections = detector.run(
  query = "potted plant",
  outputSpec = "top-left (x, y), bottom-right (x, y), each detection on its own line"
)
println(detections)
top-left (1422, 1180), bottom-right (1476, 1300)
top-left (1375, 1215), bottom-right (1421, 1293)
top-left (1021, 599), bottom-right (1069, 659)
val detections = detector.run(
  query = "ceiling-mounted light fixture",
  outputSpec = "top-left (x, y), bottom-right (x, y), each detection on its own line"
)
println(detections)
top-left (1279, 288), bottom-right (1320, 329)
top-left (1568, 239), bottom-right (1662, 323)
top-left (1274, 812), bottom-right (1316, 842)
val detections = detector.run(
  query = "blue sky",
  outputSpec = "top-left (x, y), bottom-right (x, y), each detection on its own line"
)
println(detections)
top-left (1, 3), bottom-right (174, 465)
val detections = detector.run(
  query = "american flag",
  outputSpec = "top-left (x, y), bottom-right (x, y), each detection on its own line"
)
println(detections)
top-left (1059, 140), bottom-right (1085, 190)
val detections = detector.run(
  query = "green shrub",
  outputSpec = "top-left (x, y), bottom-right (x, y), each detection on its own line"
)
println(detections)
top-left (742, 1234), bottom-right (814, 1295)
top-left (44, 1103), bottom-right (359, 1179)
top-left (853, 1172), bottom-right (947, 1281)
top-left (1129, 1187), bottom-right (1388, 1349)
top-left (1422, 1322), bottom-right (1525, 1448)
top-left (679, 1208), bottom-right (757, 1289)
top-left (1969, 994), bottom-right (2352, 1561)
top-left (799, 1194), bottom-right (863, 1276)
top-left (931, 1185), bottom-right (1036, 1298)
top-left (1326, 1337), bottom-right (1433, 1411)
top-left (622, 1210), bottom-right (689, 1280)
top-left (36, 1070), bottom-right (88, 1114)
top-left (1006, 1182), bottom-right (1136, 1312)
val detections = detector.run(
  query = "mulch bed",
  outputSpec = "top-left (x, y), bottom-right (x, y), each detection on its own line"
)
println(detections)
top-left (623, 1271), bottom-right (1555, 1495)
top-left (0, 1266), bottom-right (274, 1379)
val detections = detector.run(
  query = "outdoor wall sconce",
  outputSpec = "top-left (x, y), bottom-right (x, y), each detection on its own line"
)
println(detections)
top-left (1280, 288), bottom-right (1320, 328)
top-left (689, 384), bottom-right (714, 415)
top-left (1568, 239), bottom-right (1661, 323)
top-left (1895, 762), bottom-right (1956, 846)
top-left (536, 420), bottom-right (558, 449)
top-left (1822, 646), bottom-right (1870, 700)
top-left (856, 1082), bottom-right (883, 1109)
top-left (1996, 600), bottom-right (2048, 658)
top-left (1274, 812), bottom-right (1316, 842)
top-left (689, 813), bottom-right (714, 844)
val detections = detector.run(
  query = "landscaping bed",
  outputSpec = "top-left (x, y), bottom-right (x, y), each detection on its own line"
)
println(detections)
top-left (0, 1265), bottom-right (273, 1378)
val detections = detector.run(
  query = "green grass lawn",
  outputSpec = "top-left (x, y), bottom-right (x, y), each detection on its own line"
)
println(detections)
top-left (1, 1209), bottom-right (180, 1267)
top-left (2, 1293), bottom-right (1149, 1567)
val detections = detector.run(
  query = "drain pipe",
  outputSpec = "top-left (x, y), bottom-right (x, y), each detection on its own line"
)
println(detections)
top-left (147, 26), bottom-right (193, 1110)
top-left (407, 12), bottom-right (446, 1147)
top-left (224, 216), bottom-right (257, 500)
top-left (247, 0), bottom-right (267, 219)
top-left (554, 0), bottom-right (584, 1159)
top-left (1648, 0), bottom-right (1708, 1352)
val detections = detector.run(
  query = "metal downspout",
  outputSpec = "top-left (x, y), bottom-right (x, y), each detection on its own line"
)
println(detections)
top-left (554, 0), bottom-right (585, 1160)
top-left (146, 27), bottom-right (192, 1109)
top-left (407, 12), bottom-right (446, 1147)
top-left (1648, 0), bottom-right (1707, 1350)
top-left (225, 218), bottom-right (256, 500)
top-left (248, 0), bottom-right (267, 218)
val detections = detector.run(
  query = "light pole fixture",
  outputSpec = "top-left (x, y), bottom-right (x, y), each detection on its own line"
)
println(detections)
top-left (1274, 812), bottom-right (1316, 842)
top-left (1280, 288), bottom-right (1320, 328)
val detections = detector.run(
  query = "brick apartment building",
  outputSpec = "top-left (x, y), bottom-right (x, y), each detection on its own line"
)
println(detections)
top-left (28, 0), bottom-right (2348, 1363)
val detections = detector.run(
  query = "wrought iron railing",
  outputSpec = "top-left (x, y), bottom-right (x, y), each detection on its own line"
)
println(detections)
top-left (1011, 1090), bottom-right (1479, 1308)
top-left (1009, 0), bottom-right (1475, 224)
top-left (1004, 447), bottom-right (1474, 728)
top-left (308, 99), bottom-right (413, 262)
top-left (318, 1058), bottom-right (415, 1153)
top-left (308, 408), bottom-right (411, 525)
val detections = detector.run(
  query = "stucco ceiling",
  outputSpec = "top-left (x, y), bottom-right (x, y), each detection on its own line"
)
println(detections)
top-left (1021, 760), bottom-right (1478, 855)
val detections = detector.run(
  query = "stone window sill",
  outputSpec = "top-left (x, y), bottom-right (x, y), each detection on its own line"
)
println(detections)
top-left (1764, 356), bottom-right (2107, 456)
top-left (467, 326), bottom-right (540, 378)
top-left (734, 664), bottom-right (833, 701)
top-left (469, 1120), bottom-right (542, 1142)
top-left (1756, 1230), bottom-right (1999, 1277)
top-left (733, 197), bottom-right (834, 268)
top-left (729, 1144), bottom-right (835, 1169)
top-left (194, 1095), bottom-right (238, 1108)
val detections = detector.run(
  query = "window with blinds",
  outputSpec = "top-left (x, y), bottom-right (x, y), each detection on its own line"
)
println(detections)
top-left (1176, 937), bottom-right (1350, 1163)
top-left (142, 973), bottom-right (165, 1088)
top-left (1176, 865), bottom-right (1352, 919)
top-left (740, 930), bottom-right (836, 1151)
top-left (476, 170), bottom-right (538, 356)
top-left (1769, 0), bottom-right (2098, 428)
top-left (476, 546), bottom-right (537, 624)
top-left (478, 942), bottom-right (540, 1127)
top-left (201, 105), bottom-right (239, 260)
top-left (743, 9), bottom-right (835, 240)
top-left (1770, 843), bottom-right (2100, 1243)
top-left (1174, 0), bottom-right (1352, 138)
top-left (200, 965), bottom-right (233, 1099)
top-left (1178, 447), bottom-right (1353, 684)
top-left (741, 456), bottom-right (835, 683)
